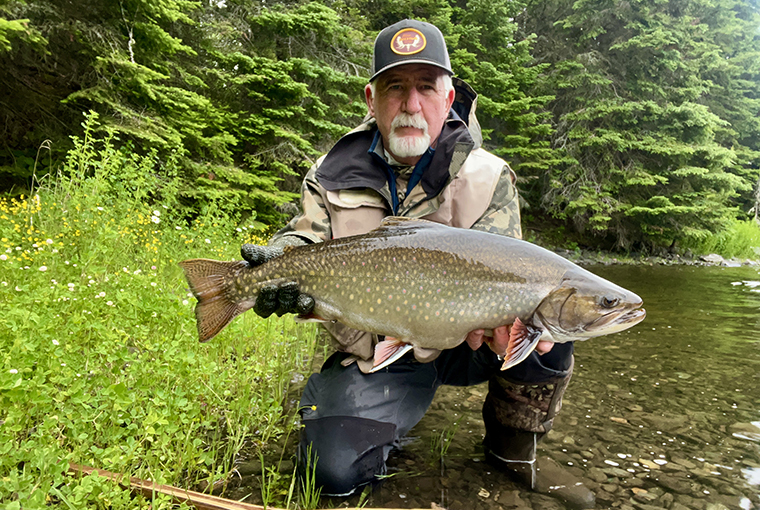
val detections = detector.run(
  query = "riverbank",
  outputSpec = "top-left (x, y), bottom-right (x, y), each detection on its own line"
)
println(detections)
top-left (552, 247), bottom-right (760, 268)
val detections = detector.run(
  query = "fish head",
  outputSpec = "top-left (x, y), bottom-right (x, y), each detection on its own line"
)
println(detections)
top-left (533, 270), bottom-right (646, 343)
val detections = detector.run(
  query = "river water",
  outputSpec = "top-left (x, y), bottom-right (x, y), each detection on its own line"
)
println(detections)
top-left (345, 265), bottom-right (760, 510)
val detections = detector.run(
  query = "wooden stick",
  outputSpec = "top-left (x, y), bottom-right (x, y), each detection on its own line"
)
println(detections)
top-left (67, 463), bottom-right (428, 510)
top-left (68, 463), bottom-right (270, 510)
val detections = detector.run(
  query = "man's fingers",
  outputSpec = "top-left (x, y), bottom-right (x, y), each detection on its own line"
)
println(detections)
top-left (489, 325), bottom-right (510, 357)
top-left (535, 340), bottom-right (554, 355)
top-left (295, 294), bottom-right (315, 315)
top-left (253, 284), bottom-right (279, 318)
top-left (275, 282), bottom-right (299, 316)
top-left (241, 244), bottom-right (283, 266)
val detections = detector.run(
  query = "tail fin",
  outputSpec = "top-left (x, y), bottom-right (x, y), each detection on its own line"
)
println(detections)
top-left (179, 259), bottom-right (249, 342)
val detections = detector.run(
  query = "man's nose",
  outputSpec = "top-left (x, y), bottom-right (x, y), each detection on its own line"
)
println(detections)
top-left (402, 88), bottom-right (422, 113)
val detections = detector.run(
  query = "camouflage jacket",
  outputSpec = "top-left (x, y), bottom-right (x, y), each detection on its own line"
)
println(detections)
top-left (269, 78), bottom-right (523, 372)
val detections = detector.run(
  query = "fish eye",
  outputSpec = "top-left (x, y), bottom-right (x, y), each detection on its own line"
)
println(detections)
top-left (601, 296), bottom-right (619, 308)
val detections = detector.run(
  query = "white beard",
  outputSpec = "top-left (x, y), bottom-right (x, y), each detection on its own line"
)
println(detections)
top-left (388, 112), bottom-right (430, 158)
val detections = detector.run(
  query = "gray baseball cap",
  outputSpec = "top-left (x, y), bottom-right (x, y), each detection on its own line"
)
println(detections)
top-left (370, 19), bottom-right (453, 82)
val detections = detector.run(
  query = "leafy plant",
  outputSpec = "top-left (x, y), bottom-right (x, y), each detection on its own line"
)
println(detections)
top-left (0, 126), bottom-right (318, 507)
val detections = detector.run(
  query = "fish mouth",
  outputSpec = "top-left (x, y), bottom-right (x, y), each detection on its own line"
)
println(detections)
top-left (590, 307), bottom-right (646, 334)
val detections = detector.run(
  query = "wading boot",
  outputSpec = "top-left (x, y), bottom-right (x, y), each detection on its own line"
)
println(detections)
top-left (482, 357), bottom-right (596, 509)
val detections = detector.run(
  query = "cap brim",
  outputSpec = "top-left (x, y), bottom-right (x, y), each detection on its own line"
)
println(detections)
top-left (370, 60), bottom-right (454, 82)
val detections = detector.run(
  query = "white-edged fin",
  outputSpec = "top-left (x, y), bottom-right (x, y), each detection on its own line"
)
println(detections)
top-left (294, 316), bottom-right (329, 323)
top-left (369, 338), bottom-right (414, 373)
top-left (501, 317), bottom-right (543, 370)
top-left (294, 312), bottom-right (329, 323)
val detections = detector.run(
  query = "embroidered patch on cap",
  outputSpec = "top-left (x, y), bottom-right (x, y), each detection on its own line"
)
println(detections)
top-left (390, 28), bottom-right (426, 55)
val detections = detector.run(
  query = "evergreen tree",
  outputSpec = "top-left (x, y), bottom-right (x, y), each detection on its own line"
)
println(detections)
top-left (523, 0), bottom-right (760, 250)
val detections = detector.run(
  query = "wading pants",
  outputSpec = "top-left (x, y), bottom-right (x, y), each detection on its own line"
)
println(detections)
top-left (297, 341), bottom-right (574, 496)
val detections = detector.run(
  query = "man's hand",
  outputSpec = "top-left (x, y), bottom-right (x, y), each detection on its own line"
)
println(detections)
top-left (241, 244), bottom-right (315, 318)
top-left (466, 325), bottom-right (553, 357)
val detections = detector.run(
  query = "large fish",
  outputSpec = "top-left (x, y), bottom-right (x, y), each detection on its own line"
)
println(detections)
top-left (180, 217), bottom-right (645, 371)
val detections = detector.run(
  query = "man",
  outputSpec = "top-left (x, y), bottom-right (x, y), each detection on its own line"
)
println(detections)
top-left (245, 19), bottom-right (594, 507)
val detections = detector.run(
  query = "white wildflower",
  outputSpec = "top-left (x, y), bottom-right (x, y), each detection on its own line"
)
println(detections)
top-left (150, 282), bottom-right (157, 287)
top-left (175, 226), bottom-right (182, 230)
top-left (39, 266), bottom-right (47, 272)
top-left (15, 286), bottom-right (22, 291)
top-left (182, 299), bottom-right (189, 305)
top-left (96, 292), bottom-right (106, 298)
top-left (205, 239), bottom-right (211, 244)
top-left (151, 215), bottom-right (160, 224)
top-left (133, 269), bottom-right (141, 275)
top-left (106, 301), bottom-right (114, 306)
top-left (46, 239), bottom-right (53, 245)
top-left (9, 369), bottom-right (18, 374)
top-left (123, 267), bottom-right (129, 272)
top-left (0, 254), bottom-right (6, 261)
top-left (52, 339), bottom-right (59, 346)
top-left (97, 206), bottom-right (104, 211)
top-left (152, 210), bottom-right (161, 216)
top-left (236, 228), bottom-right (242, 232)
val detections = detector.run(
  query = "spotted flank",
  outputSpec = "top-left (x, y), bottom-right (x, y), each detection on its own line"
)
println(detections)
top-left (180, 217), bottom-right (646, 370)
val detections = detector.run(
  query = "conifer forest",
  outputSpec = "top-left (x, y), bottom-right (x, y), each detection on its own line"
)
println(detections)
top-left (2, 0), bottom-right (760, 252)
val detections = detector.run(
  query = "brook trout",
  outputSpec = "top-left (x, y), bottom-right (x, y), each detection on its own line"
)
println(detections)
top-left (180, 217), bottom-right (645, 371)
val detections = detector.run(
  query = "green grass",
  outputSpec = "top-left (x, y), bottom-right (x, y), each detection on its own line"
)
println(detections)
top-left (0, 116), bottom-right (319, 508)
top-left (680, 218), bottom-right (760, 260)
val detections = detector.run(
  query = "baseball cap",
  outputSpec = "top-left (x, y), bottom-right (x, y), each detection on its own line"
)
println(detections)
top-left (370, 19), bottom-right (453, 82)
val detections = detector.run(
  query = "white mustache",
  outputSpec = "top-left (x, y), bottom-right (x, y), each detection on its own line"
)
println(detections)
top-left (391, 113), bottom-right (428, 133)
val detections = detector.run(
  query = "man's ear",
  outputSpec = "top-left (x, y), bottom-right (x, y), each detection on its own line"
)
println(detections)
top-left (446, 85), bottom-right (455, 110)
top-left (364, 83), bottom-right (375, 117)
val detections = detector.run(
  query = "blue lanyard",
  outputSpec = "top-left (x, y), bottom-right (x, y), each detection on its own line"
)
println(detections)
top-left (368, 131), bottom-right (435, 215)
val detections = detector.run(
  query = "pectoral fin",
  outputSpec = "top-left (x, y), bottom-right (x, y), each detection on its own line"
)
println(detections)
top-left (370, 337), bottom-right (414, 373)
top-left (501, 318), bottom-right (543, 370)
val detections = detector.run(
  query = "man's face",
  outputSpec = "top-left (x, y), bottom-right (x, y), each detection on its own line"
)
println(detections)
top-left (365, 64), bottom-right (455, 165)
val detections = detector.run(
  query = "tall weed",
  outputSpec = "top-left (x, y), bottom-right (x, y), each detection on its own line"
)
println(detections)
top-left (0, 114), bottom-right (317, 508)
